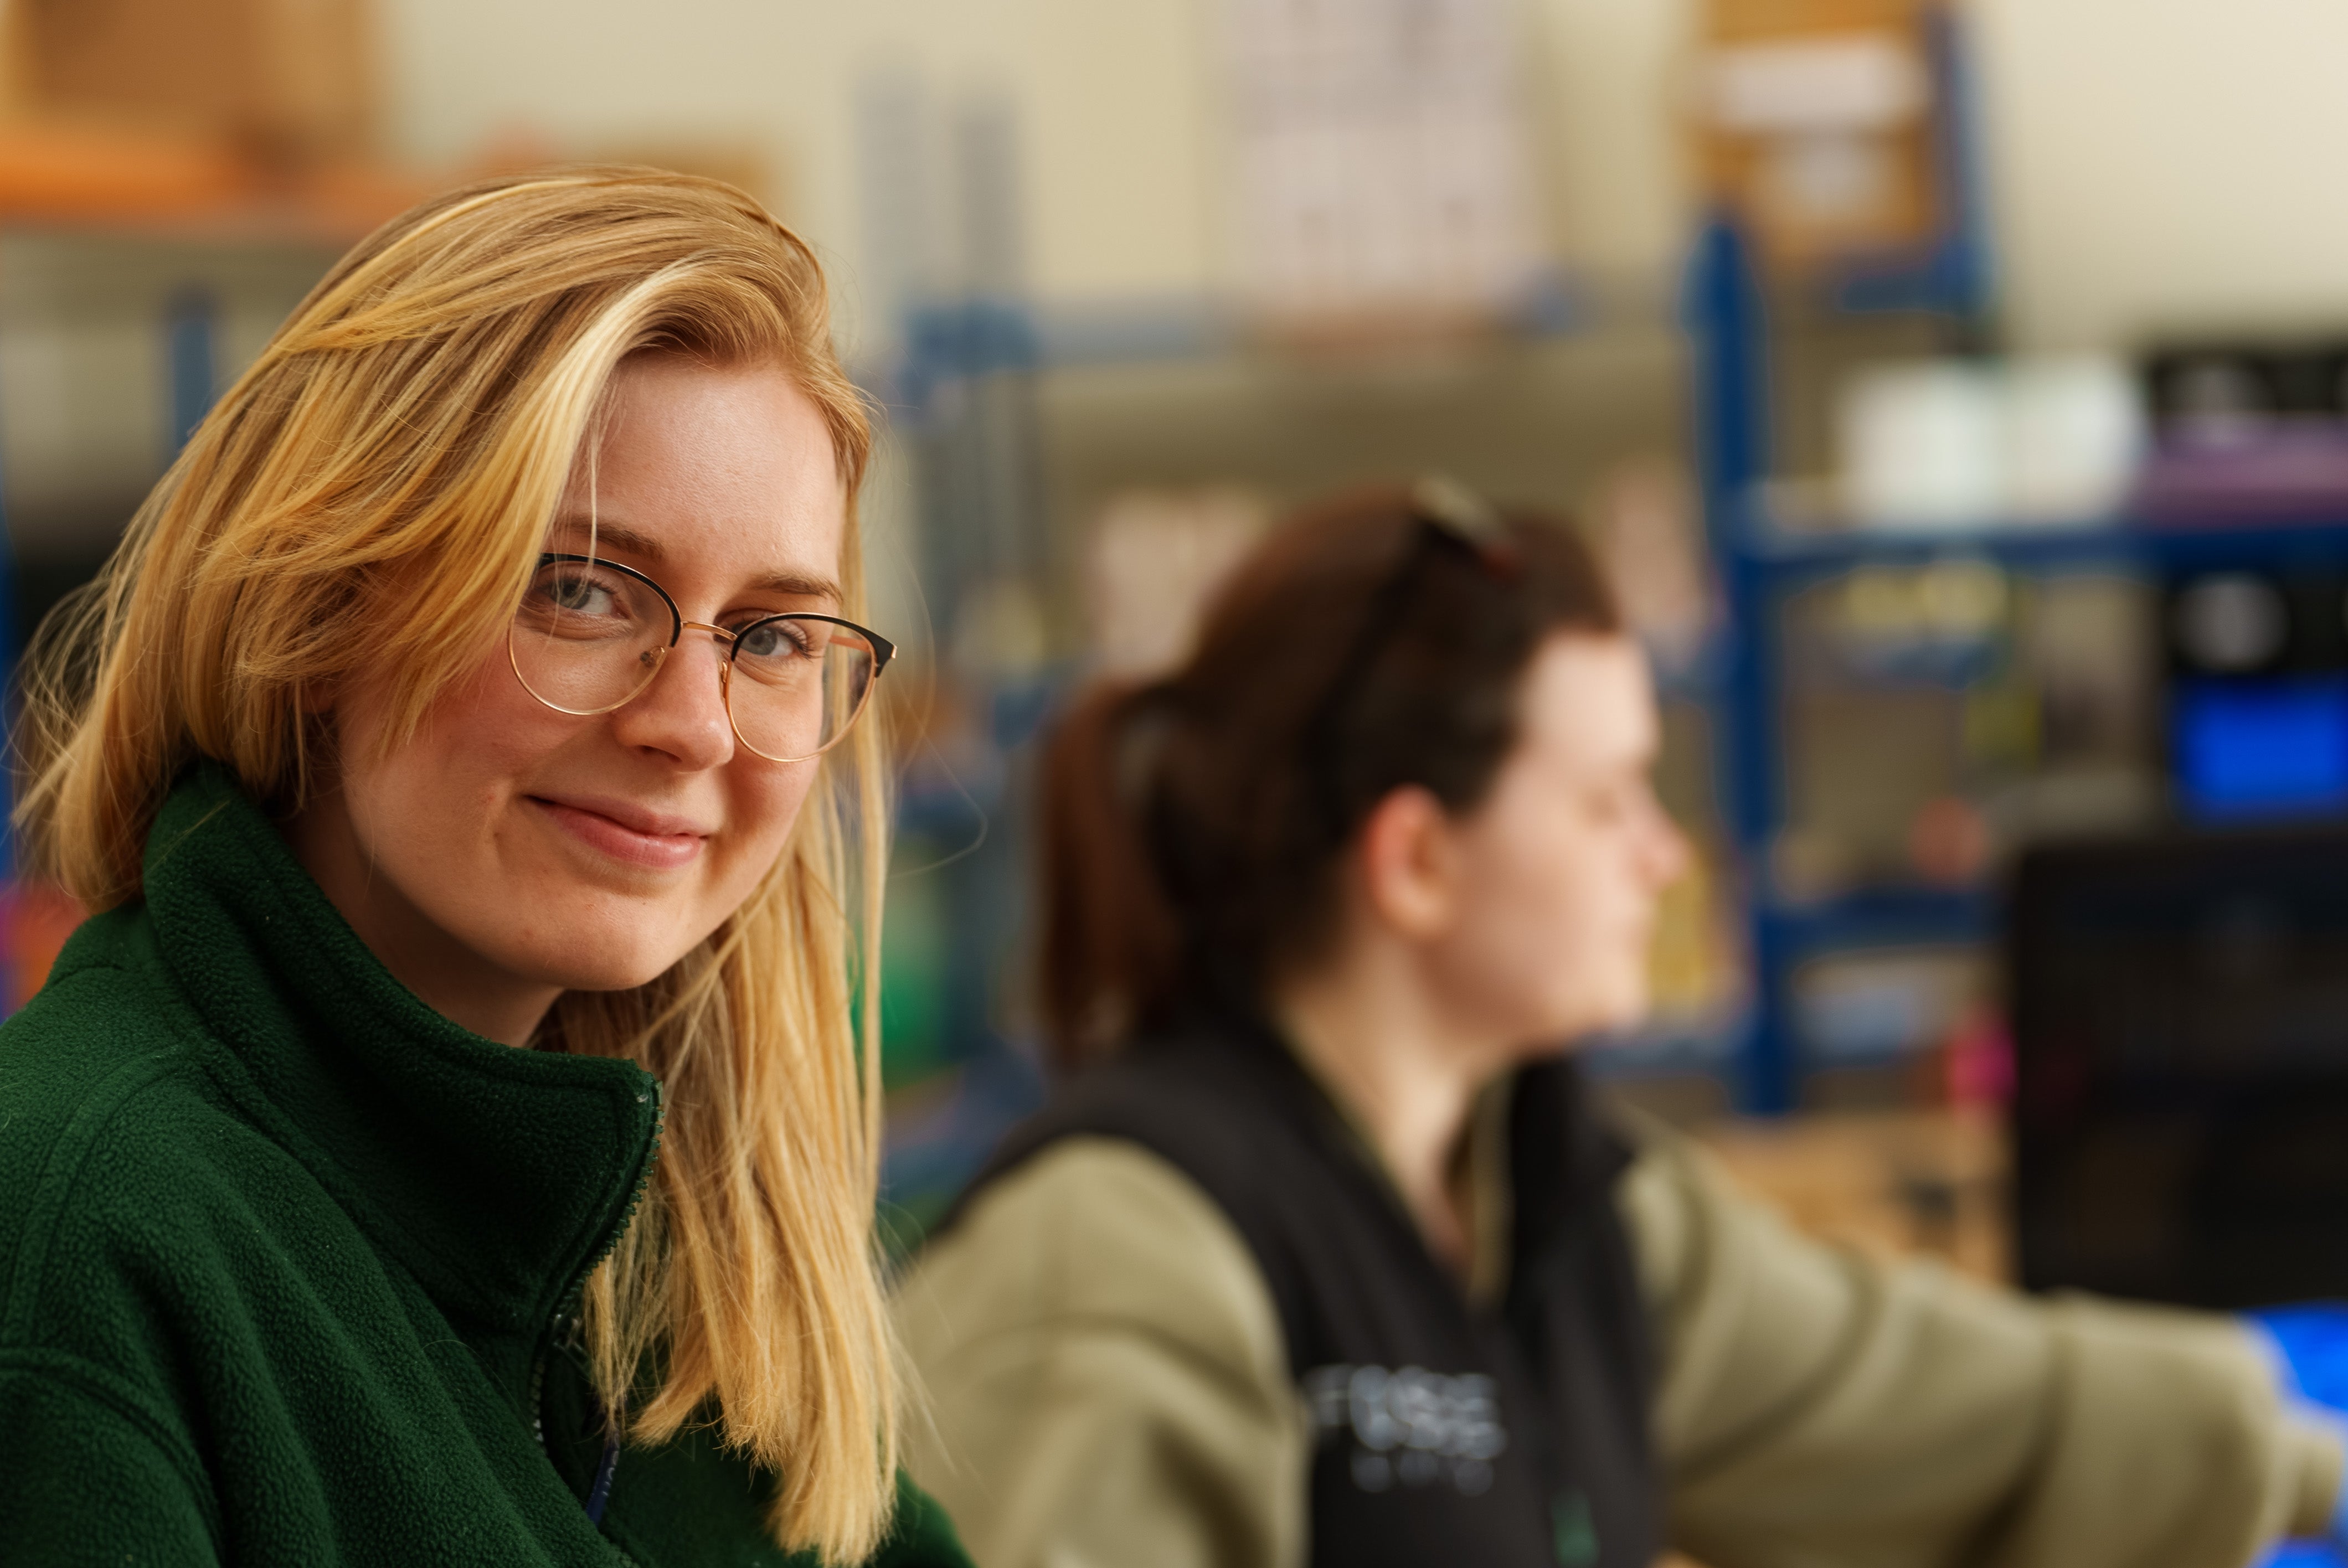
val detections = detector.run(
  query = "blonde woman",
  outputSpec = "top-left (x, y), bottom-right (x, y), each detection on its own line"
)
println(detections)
top-left (0, 171), bottom-right (968, 1567)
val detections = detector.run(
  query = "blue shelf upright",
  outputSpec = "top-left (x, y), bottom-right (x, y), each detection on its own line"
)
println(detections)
top-left (1688, 214), bottom-right (1797, 1115)
top-left (1691, 208), bottom-right (2019, 1109)
top-left (1687, 1), bottom-right (2009, 1113)
top-left (167, 286), bottom-right (218, 455)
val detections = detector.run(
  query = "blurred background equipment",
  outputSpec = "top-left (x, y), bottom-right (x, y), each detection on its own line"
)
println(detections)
top-left (2165, 568), bottom-right (2348, 822)
top-left (1833, 353), bottom-right (2144, 528)
top-left (1222, 0), bottom-right (1547, 340)
top-left (2011, 829), bottom-right (2348, 1309)
top-left (2136, 337), bottom-right (2348, 519)
top-left (0, 0), bottom-right (437, 1010)
top-left (1083, 485), bottom-right (1269, 677)
top-left (0, 0), bottom-right (425, 639)
top-left (18, 0), bottom-right (375, 162)
top-left (1696, 0), bottom-right (1940, 269)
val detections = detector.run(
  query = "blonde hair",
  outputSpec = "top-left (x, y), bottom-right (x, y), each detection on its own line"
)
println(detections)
top-left (14, 169), bottom-right (900, 1560)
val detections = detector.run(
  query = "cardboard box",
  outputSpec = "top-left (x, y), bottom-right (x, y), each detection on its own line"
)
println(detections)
top-left (17, 0), bottom-right (375, 164)
top-left (1697, 0), bottom-right (1942, 267)
top-left (1710, 0), bottom-right (1924, 43)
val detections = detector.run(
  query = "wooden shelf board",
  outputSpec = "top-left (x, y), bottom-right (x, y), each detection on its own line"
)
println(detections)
top-left (0, 122), bottom-right (430, 241)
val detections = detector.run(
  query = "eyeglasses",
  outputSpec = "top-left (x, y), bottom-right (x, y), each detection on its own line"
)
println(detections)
top-left (1302, 477), bottom-right (1520, 828)
top-left (507, 553), bottom-right (895, 763)
top-left (1404, 473), bottom-right (1518, 573)
top-left (1316, 475), bottom-right (1520, 698)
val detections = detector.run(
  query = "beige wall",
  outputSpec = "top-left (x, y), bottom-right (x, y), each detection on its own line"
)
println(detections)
top-left (378, 0), bottom-right (1693, 334)
top-left (378, 0), bottom-right (2348, 354)
top-left (1973, 0), bottom-right (2348, 350)
top-left (1527, 0), bottom-right (1699, 283)
top-left (378, 0), bottom-right (1219, 350)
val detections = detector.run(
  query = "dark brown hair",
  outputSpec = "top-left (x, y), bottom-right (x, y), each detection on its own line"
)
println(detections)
top-left (1039, 481), bottom-right (1622, 1068)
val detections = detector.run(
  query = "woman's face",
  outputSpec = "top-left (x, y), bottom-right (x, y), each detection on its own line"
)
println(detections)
top-left (291, 354), bottom-right (847, 1044)
top-left (1419, 632), bottom-right (1688, 1050)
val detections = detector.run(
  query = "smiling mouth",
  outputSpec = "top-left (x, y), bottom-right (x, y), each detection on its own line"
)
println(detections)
top-left (527, 796), bottom-right (708, 870)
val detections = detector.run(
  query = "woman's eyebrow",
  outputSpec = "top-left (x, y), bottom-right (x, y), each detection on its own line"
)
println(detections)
top-left (752, 569), bottom-right (844, 602)
top-left (552, 514), bottom-right (666, 561)
top-left (549, 515), bottom-right (842, 602)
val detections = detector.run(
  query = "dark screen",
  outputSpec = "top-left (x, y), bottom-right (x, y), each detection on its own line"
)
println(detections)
top-left (2011, 829), bottom-right (2348, 1307)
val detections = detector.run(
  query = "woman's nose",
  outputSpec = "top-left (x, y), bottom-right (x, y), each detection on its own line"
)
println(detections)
top-left (610, 629), bottom-right (737, 768)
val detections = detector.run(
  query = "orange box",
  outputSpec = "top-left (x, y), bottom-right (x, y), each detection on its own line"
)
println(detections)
top-left (1696, 0), bottom-right (1942, 267)
top-left (15, 0), bottom-right (375, 163)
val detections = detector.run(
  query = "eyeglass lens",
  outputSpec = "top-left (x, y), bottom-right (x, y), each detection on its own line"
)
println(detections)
top-left (508, 557), bottom-right (880, 762)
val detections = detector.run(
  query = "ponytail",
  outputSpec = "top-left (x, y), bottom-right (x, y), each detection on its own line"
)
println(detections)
top-left (1038, 680), bottom-right (1185, 1065)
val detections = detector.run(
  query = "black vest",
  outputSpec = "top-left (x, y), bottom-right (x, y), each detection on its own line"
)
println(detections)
top-left (946, 1022), bottom-right (1659, 1568)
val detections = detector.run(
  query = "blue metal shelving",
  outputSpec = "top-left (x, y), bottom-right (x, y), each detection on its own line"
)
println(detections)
top-left (1686, 0), bottom-right (2013, 1111)
top-left (1691, 203), bottom-right (2348, 1112)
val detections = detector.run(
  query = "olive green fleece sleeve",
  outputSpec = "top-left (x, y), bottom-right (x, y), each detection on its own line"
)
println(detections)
top-left (1619, 1116), bottom-right (2345, 1568)
top-left (895, 1137), bottom-right (1310, 1568)
top-left (898, 1120), bottom-right (2342, 1568)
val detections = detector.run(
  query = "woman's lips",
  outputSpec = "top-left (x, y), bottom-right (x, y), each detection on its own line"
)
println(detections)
top-left (529, 796), bottom-right (708, 870)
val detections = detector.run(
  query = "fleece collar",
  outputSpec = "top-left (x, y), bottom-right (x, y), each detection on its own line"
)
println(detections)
top-left (142, 764), bottom-right (662, 1346)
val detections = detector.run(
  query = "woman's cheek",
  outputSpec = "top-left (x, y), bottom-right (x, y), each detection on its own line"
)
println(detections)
top-left (717, 765), bottom-right (819, 889)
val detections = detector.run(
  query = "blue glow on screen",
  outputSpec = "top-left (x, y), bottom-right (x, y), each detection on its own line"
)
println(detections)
top-left (2261, 1543), bottom-right (2346, 1567)
top-left (2174, 677), bottom-right (2348, 823)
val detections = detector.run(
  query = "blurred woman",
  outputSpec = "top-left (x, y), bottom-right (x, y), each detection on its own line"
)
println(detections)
top-left (0, 171), bottom-right (967, 1566)
top-left (898, 481), bottom-right (2342, 1568)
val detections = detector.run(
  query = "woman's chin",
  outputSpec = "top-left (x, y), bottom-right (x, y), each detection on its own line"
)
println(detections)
top-left (1591, 993), bottom-right (1652, 1042)
top-left (1539, 983), bottom-right (1651, 1049)
top-left (500, 931), bottom-right (694, 997)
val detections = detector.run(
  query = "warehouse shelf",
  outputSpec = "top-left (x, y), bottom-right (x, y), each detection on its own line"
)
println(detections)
top-left (0, 121), bottom-right (427, 241)
top-left (886, 276), bottom-right (1624, 424)
top-left (1695, 197), bottom-right (2348, 1113)
top-left (0, 122), bottom-right (437, 1007)
top-left (1731, 504), bottom-right (2348, 582)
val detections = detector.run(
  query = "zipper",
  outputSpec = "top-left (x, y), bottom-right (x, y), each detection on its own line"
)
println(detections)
top-left (532, 1076), bottom-right (666, 1526)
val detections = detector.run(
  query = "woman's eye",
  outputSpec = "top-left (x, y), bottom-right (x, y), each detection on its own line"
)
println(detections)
top-left (736, 620), bottom-right (816, 659)
top-left (543, 576), bottom-right (618, 616)
top-left (1584, 782), bottom-right (1639, 825)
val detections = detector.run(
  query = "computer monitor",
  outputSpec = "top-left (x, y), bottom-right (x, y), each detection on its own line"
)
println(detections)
top-left (2010, 828), bottom-right (2348, 1308)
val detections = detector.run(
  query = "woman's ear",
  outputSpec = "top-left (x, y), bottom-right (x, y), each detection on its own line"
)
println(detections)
top-left (1355, 785), bottom-right (1460, 942)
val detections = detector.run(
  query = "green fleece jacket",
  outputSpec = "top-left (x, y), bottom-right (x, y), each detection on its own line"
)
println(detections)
top-left (0, 765), bottom-right (970, 1567)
